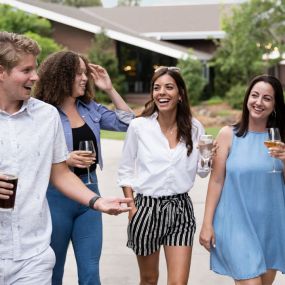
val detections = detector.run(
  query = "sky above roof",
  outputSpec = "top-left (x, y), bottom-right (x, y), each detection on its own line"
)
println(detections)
top-left (102, 0), bottom-right (246, 7)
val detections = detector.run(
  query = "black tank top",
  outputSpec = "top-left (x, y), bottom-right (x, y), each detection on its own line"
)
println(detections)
top-left (72, 123), bottom-right (98, 176)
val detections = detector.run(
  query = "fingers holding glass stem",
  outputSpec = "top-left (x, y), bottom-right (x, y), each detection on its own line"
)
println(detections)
top-left (264, 128), bottom-right (283, 173)
top-left (79, 140), bottom-right (96, 185)
top-left (199, 135), bottom-right (218, 171)
top-left (268, 141), bottom-right (285, 170)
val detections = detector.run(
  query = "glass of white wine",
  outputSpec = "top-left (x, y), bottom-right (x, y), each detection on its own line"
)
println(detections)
top-left (79, 140), bottom-right (96, 184)
top-left (264, 128), bottom-right (282, 173)
top-left (198, 134), bottom-right (214, 171)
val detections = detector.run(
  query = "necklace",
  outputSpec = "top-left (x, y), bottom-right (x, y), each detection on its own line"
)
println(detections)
top-left (162, 124), bottom-right (177, 135)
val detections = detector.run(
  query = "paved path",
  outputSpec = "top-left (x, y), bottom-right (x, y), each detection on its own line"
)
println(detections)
top-left (63, 139), bottom-right (283, 285)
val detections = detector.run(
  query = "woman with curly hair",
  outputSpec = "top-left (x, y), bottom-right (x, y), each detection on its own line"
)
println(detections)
top-left (34, 50), bottom-right (134, 285)
top-left (117, 66), bottom-right (215, 284)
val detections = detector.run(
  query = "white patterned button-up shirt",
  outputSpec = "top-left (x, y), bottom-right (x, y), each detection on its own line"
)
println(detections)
top-left (0, 97), bottom-right (68, 260)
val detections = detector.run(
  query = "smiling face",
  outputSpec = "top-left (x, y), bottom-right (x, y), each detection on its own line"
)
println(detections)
top-left (71, 57), bottom-right (88, 98)
top-left (247, 81), bottom-right (275, 124)
top-left (152, 74), bottom-right (181, 114)
top-left (0, 53), bottom-right (38, 108)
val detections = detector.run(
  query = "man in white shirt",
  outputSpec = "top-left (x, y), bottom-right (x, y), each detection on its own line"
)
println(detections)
top-left (0, 31), bottom-right (131, 285)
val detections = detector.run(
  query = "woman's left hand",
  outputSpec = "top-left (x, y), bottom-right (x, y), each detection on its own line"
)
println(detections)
top-left (269, 142), bottom-right (285, 164)
top-left (89, 64), bottom-right (113, 92)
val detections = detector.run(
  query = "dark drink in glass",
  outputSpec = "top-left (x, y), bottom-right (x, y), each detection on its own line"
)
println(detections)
top-left (0, 174), bottom-right (18, 209)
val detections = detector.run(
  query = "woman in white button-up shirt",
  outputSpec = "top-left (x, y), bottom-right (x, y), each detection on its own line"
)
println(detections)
top-left (118, 66), bottom-right (211, 285)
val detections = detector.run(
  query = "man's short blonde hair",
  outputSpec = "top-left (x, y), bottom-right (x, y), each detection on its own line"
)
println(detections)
top-left (0, 31), bottom-right (41, 71)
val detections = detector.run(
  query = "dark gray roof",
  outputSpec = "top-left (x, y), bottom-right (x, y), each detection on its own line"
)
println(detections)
top-left (0, 0), bottom-right (239, 60)
top-left (82, 4), bottom-right (235, 34)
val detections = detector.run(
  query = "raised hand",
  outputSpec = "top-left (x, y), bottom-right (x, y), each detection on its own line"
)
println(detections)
top-left (89, 64), bottom-right (113, 92)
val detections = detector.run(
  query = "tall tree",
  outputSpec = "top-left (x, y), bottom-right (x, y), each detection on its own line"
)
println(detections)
top-left (40, 0), bottom-right (102, 7)
top-left (213, 0), bottom-right (285, 107)
top-left (0, 4), bottom-right (52, 36)
top-left (177, 50), bottom-right (207, 105)
top-left (0, 4), bottom-right (62, 64)
top-left (25, 32), bottom-right (62, 64)
top-left (88, 32), bottom-right (127, 102)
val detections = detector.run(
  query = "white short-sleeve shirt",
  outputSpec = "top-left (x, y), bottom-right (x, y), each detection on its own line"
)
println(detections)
top-left (0, 97), bottom-right (68, 260)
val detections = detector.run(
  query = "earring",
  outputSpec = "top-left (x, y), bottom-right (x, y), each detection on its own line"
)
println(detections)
top-left (272, 110), bottom-right (276, 118)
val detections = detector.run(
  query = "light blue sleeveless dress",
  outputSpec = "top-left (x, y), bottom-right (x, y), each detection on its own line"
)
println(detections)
top-left (211, 130), bottom-right (285, 280)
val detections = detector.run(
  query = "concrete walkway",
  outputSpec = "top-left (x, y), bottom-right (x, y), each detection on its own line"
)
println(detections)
top-left (63, 139), bottom-right (283, 285)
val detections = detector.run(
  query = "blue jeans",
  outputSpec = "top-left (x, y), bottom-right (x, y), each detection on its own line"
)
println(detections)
top-left (47, 172), bottom-right (102, 285)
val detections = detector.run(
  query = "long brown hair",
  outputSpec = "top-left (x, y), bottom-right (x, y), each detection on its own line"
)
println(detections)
top-left (140, 67), bottom-right (194, 156)
top-left (34, 51), bottom-right (95, 106)
top-left (234, 74), bottom-right (285, 142)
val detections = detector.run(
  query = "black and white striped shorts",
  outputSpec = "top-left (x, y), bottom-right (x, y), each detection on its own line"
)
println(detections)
top-left (127, 192), bottom-right (196, 256)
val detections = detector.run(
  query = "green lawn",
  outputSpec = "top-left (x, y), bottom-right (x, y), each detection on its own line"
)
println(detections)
top-left (100, 130), bottom-right (126, 140)
top-left (205, 127), bottom-right (220, 138)
top-left (101, 127), bottom-right (221, 140)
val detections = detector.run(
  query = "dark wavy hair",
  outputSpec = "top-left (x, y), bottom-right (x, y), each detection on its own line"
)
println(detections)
top-left (34, 51), bottom-right (95, 106)
top-left (140, 67), bottom-right (194, 156)
top-left (234, 74), bottom-right (285, 142)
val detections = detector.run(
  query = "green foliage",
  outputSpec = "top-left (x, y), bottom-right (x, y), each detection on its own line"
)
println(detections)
top-left (88, 33), bottom-right (127, 102)
top-left (225, 83), bottom-right (247, 109)
top-left (205, 127), bottom-right (220, 138)
top-left (0, 4), bottom-right (63, 64)
top-left (177, 50), bottom-right (207, 105)
top-left (205, 96), bottom-right (223, 105)
top-left (0, 4), bottom-right (52, 36)
top-left (213, 0), bottom-right (285, 102)
top-left (118, 0), bottom-right (141, 6)
top-left (25, 32), bottom-right (63, 64)
top-left (40, 0), bottom-right (101, 7)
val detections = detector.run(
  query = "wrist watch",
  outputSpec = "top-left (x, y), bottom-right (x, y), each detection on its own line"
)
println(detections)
top-left (88, 195), bottom-right (101, 210)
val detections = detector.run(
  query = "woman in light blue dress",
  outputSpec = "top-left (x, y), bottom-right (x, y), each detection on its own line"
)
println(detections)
top-left (199, 74), bottom-right (285, 285)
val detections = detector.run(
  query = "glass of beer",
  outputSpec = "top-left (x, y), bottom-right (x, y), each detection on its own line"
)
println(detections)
top-left (264, 128), bottom-right (282, 173)
top-left (0, 172), bottom-right (18, 209)
top-left (198, 134), bottom-right (214, 171)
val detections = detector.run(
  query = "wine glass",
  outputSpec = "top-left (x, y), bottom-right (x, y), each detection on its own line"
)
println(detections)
top-left (79, 140), bottom-right (96, 184)
top-left (198, 134), bottom-right (214, 171)
top-left (264, 128), bottom-right (282, 173)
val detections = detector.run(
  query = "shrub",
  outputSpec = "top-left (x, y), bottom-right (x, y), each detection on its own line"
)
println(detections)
top-left (25, 32), bottom-right (63, 64)
top-left (225, 83), bottom-right (246, 109)
top-left (178, 49), bottom-right (207, 105)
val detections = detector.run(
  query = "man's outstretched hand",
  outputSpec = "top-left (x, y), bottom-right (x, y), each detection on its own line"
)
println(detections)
top-left (94, 197), bottom-right (133, 215)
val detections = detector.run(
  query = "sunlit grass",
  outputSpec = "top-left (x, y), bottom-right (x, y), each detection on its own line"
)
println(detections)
top-left (101, 126), bottom-right (221, 140)
top-left (204, 96), bottom-right (223, 105)
top-left (216, 110), bottom-right (232, 117)
top-left (206, 127), bottom-right (220, 138)
top-left (100, 130), bottom-right (126, 140)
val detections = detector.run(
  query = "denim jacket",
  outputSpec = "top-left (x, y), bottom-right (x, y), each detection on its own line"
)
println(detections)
top-left (58, 99), bottom-right (134, 169)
